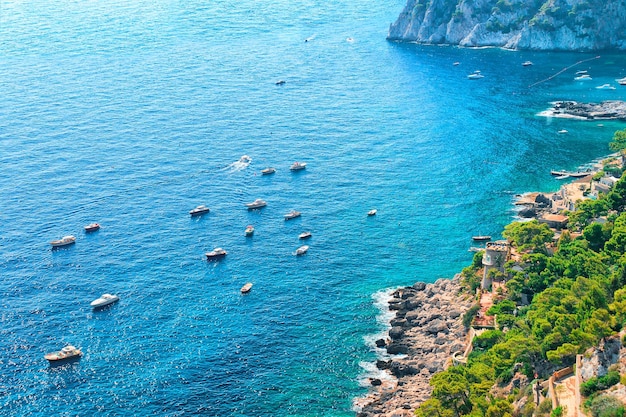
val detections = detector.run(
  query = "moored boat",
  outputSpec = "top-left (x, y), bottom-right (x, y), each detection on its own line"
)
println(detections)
top-left (84, 223), bottom-right (100, 232)
top-left (261, 167), bottom-right (276, 175)
top-left (206, 248), bottom-right (227, 260)
top-left (90, 293), bottom-right (120, 309)
top-left (246, 199), bottom-right (267, 209)
top-left (472, 235), bottom-right (491, 241)
top-left (468, 71), bottom-right (484, 79)
top-left (290, 161), bottom-right (307, 171)
top-left (299, 231), bottom-right (312, 239)
top-left (240, 282), bottom-right (253, 293)
top-left (522, 61), bottom-right (533, 67)
top-left (284, 210), bottom-right (301, 220)
top-left (44, 345), bottom-right (82, 363)
top-left (245, 225), bottom-right (254, 236)
top-left (50, 235), bottom-right (76, 248)
top-left (617, 77), bottom-right (626, 85)
top-left (295, 245), bottom-right (309, 255)
top-left (189, 205), bottom-right (210, 216)
top-left (368, 209), bottom-right (377, 216)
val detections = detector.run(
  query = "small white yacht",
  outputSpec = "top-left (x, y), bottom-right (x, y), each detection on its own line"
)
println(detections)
top-left (522, 61), bottom-right (533, 66)
top-left (617, 77), bottom-right (626, 85)
top-left (284, 210), bottom-right (301, 220)
top-left (90, 294), bottom-right (120, 309)
top-left (45, 345), bottom-right (82, 363)
top-left (596, 83), bottom-right (616, 90)
top-left (575, 74), bottom-right (592, 81)
top-left (299, 231), bottom-right (312, 239)
top-left (189, 205), bottom-right (210, 216)
top-left (206, 248), bottom-right (227, 260)
top-left (50, 235), bottom-right (76, 248)
top-left (290, 161), bottom-right (307, 171)
top-left (295, 245), bottom-right (309, 255)
top-left (368, 209), bottom-right (377, 216)
top-left (246, 199), bottom-right (267, 209)
top-left (261, 167), bottom-right (276, 175)
top-left (558, 129), bottom-right (568, 134)
top-left (467, 71), bottom-right (484, 80)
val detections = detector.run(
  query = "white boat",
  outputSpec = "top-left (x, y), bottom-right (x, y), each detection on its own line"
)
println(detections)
top-left (617, 77), bottom-right (626, 85)
top-left (522, 61), bottom-right (533, 66)
top-left (189, 205), bottom-right (210, 216)
top-left (284, 210), bottom-right (301, 220)
top-left (299, 231), bottom-right (312, 239)
top-left (261, 167), bottom-right (276, 175)
top-left (558, 129), bottom-right (568, 134)
top-left (240, 282), bottom-right (253, 293)
top-left (84, 223), bottom-right (100, 232)
top-left (206, 248), bottom-right (227, 260)
top-left (472, 235), bottom-right (491, 242)
top-left (44, 345), bottom-right (82, 363)
top-left (596, 84), bottom-right (616, 90)
top-left (290, 161), bottom-right (307, 171)
top-left (245, 199), bottom-right (267, 209)
top-left (90, 293), bottom-right (120, 309)
top-left (575, 74), bottom-right (592, 81)
top-left (368, 209), bottom-right (377, 216)
top-left (50, 235), bottom-right (76, 248)
top-left (468, 71), bottom-right (484, 79)
top-left (245, 225), bottom-right (254, 236)
top-left (453, 62), bottom-right (460, 66)
top-left (239, 155), bottom-right (251, 163)
top-left (295, 245), bottom-right (309, 255)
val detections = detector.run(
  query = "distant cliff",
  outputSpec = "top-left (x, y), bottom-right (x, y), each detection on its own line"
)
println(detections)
top-left (388, 0), bottom-right (626, 51)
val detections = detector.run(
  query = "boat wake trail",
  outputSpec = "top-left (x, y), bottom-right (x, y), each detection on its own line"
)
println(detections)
top-left (223, 155), bottom-right (252, 172)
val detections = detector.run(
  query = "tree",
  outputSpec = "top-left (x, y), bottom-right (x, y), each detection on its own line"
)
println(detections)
top-left (431, 368), bottom-right (472, 416)
top-left (503, 221), bottom-right (554, 252)
top-left (609, 128), bottom-right (626, 153)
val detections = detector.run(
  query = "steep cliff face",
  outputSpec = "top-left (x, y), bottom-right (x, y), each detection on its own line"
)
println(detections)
top-left (388, 0), bottom-right (626, 51)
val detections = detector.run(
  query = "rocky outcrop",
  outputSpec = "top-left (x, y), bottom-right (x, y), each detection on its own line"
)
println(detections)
top-left (388, 0), bottom-right (626, 51)
top-left (356, 275), bottom-right (474, 417)
top-left (539, 100), bottom-right (626, 121)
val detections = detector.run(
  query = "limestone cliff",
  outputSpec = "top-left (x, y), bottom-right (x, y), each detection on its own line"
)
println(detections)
top-left (388, 0), bottom-right (626, 51)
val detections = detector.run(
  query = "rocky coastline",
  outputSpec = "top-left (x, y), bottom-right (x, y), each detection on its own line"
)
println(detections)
top-left (538, 100), bottom-right (626, 121)
top-left (355, 275), bottom-right (475, 417)
top-left (387, 0), bottom-right (626, 51)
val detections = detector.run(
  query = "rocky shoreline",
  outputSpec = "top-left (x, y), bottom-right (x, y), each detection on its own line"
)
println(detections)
top-left (538, 100), bottom-right (626, 121)
top-left (355, 275), bottom-right (475, 417)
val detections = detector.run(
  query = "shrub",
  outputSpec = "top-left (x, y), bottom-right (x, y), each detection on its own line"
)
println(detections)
top-left (581, 371), bottom-right (621, 396)
top-left (588, 394), bottom-right (625, 417)
top-left (552, 406), bottom-right (564, 417)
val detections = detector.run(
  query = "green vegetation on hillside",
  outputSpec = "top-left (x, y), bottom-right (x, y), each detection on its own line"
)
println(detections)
top-left (416, 132), bottom-right (626, 417)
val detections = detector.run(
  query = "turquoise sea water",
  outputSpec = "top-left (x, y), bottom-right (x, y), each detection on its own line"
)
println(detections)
top-left (1, 1), bottom-right (626, 416)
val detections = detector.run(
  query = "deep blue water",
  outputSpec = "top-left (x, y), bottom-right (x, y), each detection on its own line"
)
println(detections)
top-left (1, 1), bottom-right (626, 416)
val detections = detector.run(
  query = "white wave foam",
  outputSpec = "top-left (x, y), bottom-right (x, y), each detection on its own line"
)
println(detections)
top-left (223, 155), bottom-right (252, 172)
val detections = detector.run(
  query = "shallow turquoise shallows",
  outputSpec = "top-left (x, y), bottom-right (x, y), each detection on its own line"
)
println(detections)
top-left (1, 0), bottom-right (625, 415)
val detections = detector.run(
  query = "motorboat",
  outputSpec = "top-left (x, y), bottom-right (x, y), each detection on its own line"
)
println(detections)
top-left (468, 71), bottom-right (484, 79)
top-left (575, 74), bottom-right (592, 81)
top-left (239, 155), bottom-right (252, 163)
top-left (189, 205), bottom-right (210, 216)
top-left (522, 61), bottom-right (533, 66)
top-left (290, 161), bottom-right (307, 171)
top-left (368, 209), bottom-right (377, 216)
top-left (246, 199), bottom-right (267, 209)
top-left (245, 225), bottom-right (255, 237)
top-left (295, 245), bottom-right (309, 255)
top-left (596, 84), bottom-right (616, 90)
top-left (50, 235), bottom-right (76, 248)
top-left (84, 223), bottom-right (100, 232)
top-left (240, 282), bottom-right (253, 293)
top-left (275, 80), bottom-right (286, 85)
top-left (453, 62), bottom-right (460, 66)
top-left (558, 129), bottom-right (568, 134)
top-left (284, 210), bottom-right (301, 220)
top-left (90, 293), bottom-right (119, 309)
top-left (206, 248), bottom-right (227, 260)
top-left (299, 231), bottom-right (312, 239)
top-left (261, 167), bottom-right (276, 175)
top-left (44, 345), bottom-right (82, 363)
top-left (617, 77), bottom-right (626, 85)
top-left (472, 235), bottom-right (491, 241)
